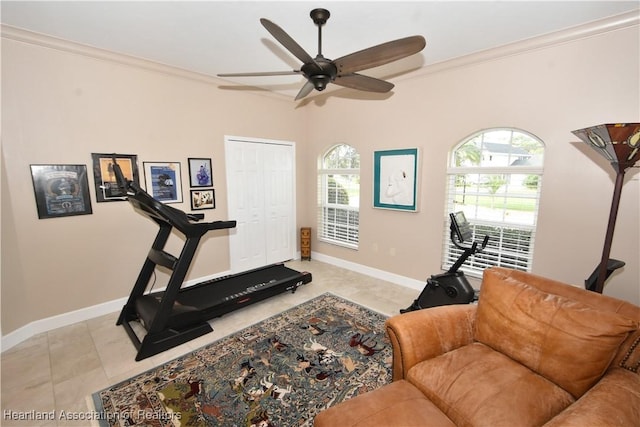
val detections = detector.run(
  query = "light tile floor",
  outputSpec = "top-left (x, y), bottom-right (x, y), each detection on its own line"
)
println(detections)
top-left (1, 260), bottom-right (418, 426)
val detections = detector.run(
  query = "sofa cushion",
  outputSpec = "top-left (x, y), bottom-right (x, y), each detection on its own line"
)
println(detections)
top-left (541, 368), bottom-right (640, 427)
top-left (407, 342), bottom-right (575, 427)
top-left (313, 380), bottom-right (456, 427)
top-left (474, 268), bottom-right (637, 398)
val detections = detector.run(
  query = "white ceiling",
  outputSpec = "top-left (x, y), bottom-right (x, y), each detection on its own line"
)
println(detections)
top-left (2, 1), bottom-right (639, 100)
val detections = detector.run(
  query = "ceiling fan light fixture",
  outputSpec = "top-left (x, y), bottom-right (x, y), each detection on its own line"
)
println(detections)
top-left (310, 75), bottom-right (332, 91)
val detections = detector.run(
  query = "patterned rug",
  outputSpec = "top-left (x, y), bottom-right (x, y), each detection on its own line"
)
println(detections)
top-left (92, 293), bottom-right (392, 426)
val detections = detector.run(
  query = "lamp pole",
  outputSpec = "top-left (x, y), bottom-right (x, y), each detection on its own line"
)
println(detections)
top-left (571, 123), bottom-right (640, 293)
top-left (594, 170), bottom-right (625, 293)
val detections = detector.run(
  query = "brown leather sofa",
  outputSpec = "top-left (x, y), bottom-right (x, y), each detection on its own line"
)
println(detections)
top-left (314, 267), bottom-right (640, 426)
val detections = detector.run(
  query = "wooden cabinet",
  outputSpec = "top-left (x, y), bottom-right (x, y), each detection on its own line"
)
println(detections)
top-left (300, 227), bottom-right (311, 261)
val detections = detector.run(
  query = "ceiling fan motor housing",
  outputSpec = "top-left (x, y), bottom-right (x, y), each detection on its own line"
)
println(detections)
top-left (301, 58), bottom-right (337, 91)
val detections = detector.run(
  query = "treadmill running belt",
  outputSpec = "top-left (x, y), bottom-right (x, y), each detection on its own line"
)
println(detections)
top-left (135, 264), bottom-right (312, 330)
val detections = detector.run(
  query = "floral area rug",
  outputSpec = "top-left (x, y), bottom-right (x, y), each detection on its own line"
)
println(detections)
top-left (92, 293), bottom-right (392, 426)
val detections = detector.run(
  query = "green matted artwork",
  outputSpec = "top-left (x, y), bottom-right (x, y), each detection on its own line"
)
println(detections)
top-left (373, 148), bottom-right (420, 211)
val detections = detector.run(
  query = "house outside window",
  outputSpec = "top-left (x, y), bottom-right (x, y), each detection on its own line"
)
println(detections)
top-left (318, 144), bottom-right (360, 248)
top-left (443, 128), bottom-right (544, 276)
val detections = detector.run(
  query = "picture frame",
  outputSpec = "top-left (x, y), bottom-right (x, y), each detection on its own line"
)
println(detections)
top-left (373, 148), bottom-right (420, 211)
top-left (91, 153), bottom-right (139, 202)
top-left (30, 164), bottom-right (93, 219)
top-left (190, 189), bottom-right (215, 210)
top-left (143, 161), bottom-right (183, 204)
top-left (188, 157), bottom-right (213, 187)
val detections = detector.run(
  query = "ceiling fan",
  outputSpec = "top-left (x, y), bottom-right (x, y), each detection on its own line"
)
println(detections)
top-left (218, 8), bottom-right (426, 100)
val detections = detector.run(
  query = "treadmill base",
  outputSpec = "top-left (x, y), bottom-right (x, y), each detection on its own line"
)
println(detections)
top-left (122, 318), bottom-right (214, 361)
top-left (119, 264), bottom-right (312, 361)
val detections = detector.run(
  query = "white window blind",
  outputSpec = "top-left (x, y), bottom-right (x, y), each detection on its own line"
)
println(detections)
top-left (443, 129), bottom-right (544, 277)
top-left (318, 145), bottom-right (360, 249)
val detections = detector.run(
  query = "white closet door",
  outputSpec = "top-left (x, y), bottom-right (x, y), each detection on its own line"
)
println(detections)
top-left (263, 143), bottom-right (295, 264)
top-left (224, 136), bottom-right (296, 273)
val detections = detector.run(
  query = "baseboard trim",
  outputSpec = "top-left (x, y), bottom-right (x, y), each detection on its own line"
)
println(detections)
top-left (1, 256), bottom-right (425, 352)
top-left (1, 296), bottom-right (129, 352)
top-left (310, 252), bottom-right (426, 291)
top-left (0, 270), bottom-right (231, 353)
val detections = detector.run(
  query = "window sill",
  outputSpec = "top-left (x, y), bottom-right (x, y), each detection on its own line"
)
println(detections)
top-left (318, 237), bottom-right (358, 250)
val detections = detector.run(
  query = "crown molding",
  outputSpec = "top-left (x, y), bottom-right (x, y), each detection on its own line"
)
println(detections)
top-left (1, 24), bottom-right (225, 86)
top-left (402, 9), bottom-right (639, 80)
top-left (2, 9), bottom-right (639, 97)
top-left (1, 23), bottom-right (296, 101)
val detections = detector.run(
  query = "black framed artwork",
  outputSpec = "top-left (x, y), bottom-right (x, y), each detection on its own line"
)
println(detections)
top-left (190, 189), bottom-right (215, 210)
top-left (143, 161), bottom-right (183, 204)
top-left (91, 153), bottom-right (139, 202)
top-left (30, 164), bottom-right (93, 219)
top-left (188, 157), bottom-right (213, 187)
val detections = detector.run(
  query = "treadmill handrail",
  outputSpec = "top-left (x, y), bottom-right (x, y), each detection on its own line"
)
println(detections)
top-left (128, 180), bottom-right (236, 236)
top-left (112, 159), bottom-right (236, 237)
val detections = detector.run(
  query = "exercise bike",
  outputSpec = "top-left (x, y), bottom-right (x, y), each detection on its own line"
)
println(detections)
top-left (401, 211), bottom-right (489, 313)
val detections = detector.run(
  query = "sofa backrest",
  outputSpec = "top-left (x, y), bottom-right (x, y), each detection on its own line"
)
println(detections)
top-left (474, 267), bottom-right (640, 398)
top-left (494, 267), bottom-right (640, 375)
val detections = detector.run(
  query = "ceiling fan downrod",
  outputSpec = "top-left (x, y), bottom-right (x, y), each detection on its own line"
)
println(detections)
top-left (310, 8), bottom-right (330, 57)
top-left (305, 8), bottom-right (335, 91)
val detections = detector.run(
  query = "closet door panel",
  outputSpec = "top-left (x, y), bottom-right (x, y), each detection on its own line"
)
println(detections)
top-left (225, 137), bottom-right (296, 273)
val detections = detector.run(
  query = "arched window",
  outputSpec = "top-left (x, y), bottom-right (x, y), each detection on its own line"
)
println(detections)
top-left (443, 128), bottom-right (544, 276)
top-left (318, 144), bottom-right (360, 248)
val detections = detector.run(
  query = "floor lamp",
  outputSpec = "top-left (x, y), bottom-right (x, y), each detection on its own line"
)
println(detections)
top-left (571, 123), bottom-right (640, 293)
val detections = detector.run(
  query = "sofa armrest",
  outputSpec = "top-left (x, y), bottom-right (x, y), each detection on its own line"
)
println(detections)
top-left (385, 304), bottom-right (477, 381)
top-left (542, 368), bottom-right (640, 427)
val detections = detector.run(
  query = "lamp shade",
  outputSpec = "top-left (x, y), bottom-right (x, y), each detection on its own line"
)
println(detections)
top-left (572, 123), bottom-right (640, 173)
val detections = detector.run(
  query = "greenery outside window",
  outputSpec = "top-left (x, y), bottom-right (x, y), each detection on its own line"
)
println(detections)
top-left (443, 129), bottom-right (544, 276)
top-left (318, 144), bottom-right (360, 248)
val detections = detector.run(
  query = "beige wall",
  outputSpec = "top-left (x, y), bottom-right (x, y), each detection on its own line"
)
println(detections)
top-left (302, 23), bottom-right (639, 304)
top-left (1, 33), bottom-right (308, 335)
top-left (2, 17), bottom-right (639, 338)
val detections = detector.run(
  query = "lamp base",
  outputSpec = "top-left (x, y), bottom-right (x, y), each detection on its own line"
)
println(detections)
top-left (585, 258), bottom-right (625, 292)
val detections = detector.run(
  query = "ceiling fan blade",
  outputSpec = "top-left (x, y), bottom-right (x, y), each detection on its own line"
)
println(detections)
top-left (294, 81), bottom-right (315, 101)
top-left (333, 74), bottom-right (394, 93)
top-left (218, 70), bottom-right (300, 77)
top-left (260, 18), bottom-right (315, 65)
top-left (334, 35), bottom-right (426, 75)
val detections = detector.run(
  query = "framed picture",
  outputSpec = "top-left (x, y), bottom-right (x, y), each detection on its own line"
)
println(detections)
top-left (30, 164), bottom-right (93, 219)
top-left (373, 148), bottom-right (420, 211)
top-left (91, 153), bottom-right (139, 202)
top-left (143, 161), bottom-right (183, 204)
top-left (188, 157), bottom-right (213, 187)
top-left (190, 189), bottom-right (215, 210)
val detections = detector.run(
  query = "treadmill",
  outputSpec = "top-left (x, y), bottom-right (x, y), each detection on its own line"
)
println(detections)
top-left (111, 160), bottom-right (312, 361)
